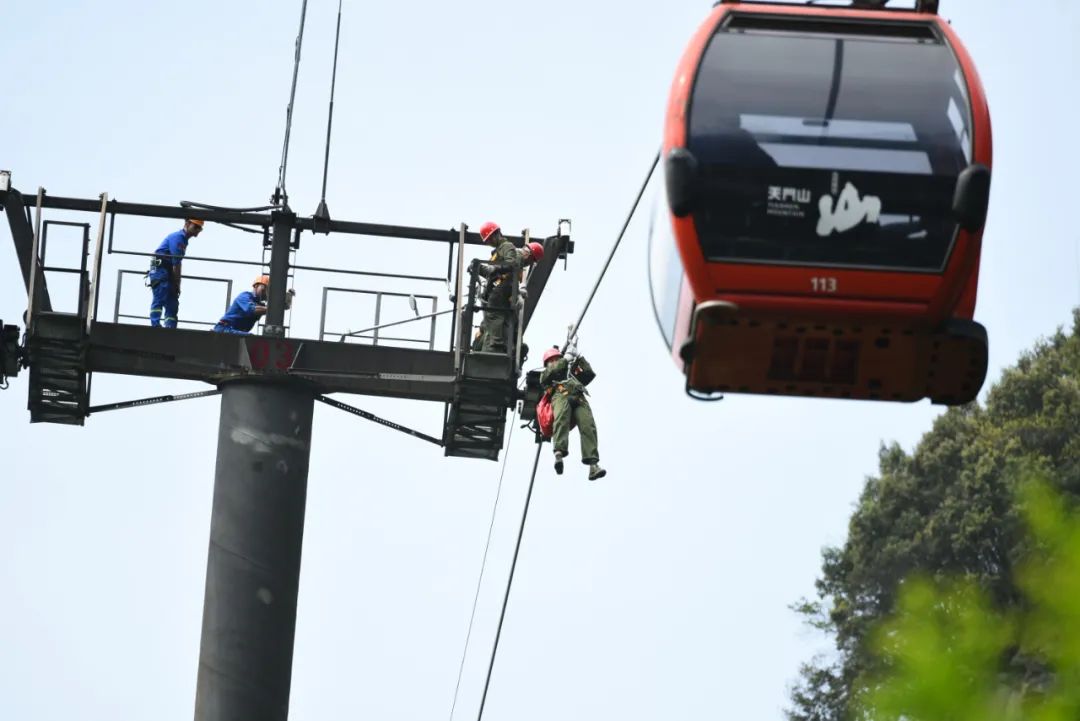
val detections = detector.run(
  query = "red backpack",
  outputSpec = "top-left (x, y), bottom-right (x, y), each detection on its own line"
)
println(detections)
top-left (536, 391), bottom-right (554, 439)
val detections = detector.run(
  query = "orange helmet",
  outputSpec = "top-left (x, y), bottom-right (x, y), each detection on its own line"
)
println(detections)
top-left (254, 274), bottom-right (270, 287)
top-left (186, 218), bottom-right (205, 227)
top-left (479, 221), bottom-right (501, 242)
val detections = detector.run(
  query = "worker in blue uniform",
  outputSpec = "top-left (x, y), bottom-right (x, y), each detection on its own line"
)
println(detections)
top-left (212, 275), bottom-right (295, 334)
top-left (148, 219), bottom-right (204, 327)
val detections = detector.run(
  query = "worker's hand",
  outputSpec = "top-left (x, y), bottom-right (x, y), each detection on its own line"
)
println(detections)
top-left (255, 306), bottom-right (268, 317)
top-left (519, 287), bottom-right (529, 301)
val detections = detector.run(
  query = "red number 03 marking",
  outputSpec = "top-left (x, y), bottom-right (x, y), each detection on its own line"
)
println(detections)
top-left (247, 339), bottom-right (295, 371)
top-left (274, 340), bottom-right (295, 369)
top-left (248, 339), bottom-right (271, 369)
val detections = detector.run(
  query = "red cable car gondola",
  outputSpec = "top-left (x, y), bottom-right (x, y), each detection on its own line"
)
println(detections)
top-left (650, 0), bottom-right (992, 404)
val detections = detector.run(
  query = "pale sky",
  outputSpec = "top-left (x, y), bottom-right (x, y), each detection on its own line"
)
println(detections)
top-left (2, 1), bottom-right (1079, 720)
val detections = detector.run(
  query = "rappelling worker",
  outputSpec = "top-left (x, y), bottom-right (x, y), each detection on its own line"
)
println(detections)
top-left (474, 221), bottom-right (545, 353)
top-left (539, 346), bottom-right (605, 480)
top-left (148, 219), bottom-right (203, 328)
top-left (212, 275), bottom-right (295, 335)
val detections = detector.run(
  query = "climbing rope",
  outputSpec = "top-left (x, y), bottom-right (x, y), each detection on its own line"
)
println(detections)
top-left (463, 151), bottom-right (662, 721)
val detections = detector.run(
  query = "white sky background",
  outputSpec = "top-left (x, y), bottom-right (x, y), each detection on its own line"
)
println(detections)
top-left (1, 1), bottom-right (1078, 719)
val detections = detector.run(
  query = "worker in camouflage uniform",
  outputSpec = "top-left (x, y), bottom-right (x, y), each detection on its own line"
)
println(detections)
top-left (474, 221), bottom-right (544, 353)
top-left (539, 346), bottom-right (606, 480)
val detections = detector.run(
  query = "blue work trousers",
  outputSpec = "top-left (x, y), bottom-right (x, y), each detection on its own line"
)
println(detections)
top-left (212, 324), bottom-right (250, 335)
top-left (149, 277), bottom-right (179, 328)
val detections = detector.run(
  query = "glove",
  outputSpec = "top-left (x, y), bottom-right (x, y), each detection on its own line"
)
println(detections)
top-left (519, 287), bottom-right (529, 301)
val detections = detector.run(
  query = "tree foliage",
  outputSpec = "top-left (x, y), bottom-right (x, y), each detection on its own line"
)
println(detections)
top-left (862, 479), bottom-right (1080, 721)
top-left (787, 310), bottom-right (1080, 721)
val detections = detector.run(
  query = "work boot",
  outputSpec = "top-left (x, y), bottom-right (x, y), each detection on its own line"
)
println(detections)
top-left (554, 451), bottom-right (565, 475)
top-left (588, 464), bottom-right (607, 481)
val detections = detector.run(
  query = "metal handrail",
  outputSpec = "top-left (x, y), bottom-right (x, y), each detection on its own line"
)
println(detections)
top-left (115, 314), bottom-right (221, 328)
top-left (26, 188), bottom-right (44, 328)
top-left (108, 247), bottom-right (447, 283)
top-left (320, 286), bottom-right (440, 349)
top-left (88, 194), bottom-right (108, 333)
top-left (113, 269), bottom-right (233, 328)
top-left (453, 223), bottom-right (466, 373)
top-left (337, 309), bottom-right (454, 341)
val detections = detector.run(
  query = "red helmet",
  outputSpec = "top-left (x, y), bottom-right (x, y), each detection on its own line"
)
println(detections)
top-left (542, 347), bottom-right (562, 364)
top-left (479, 221), bottom-right (501, 242)
top-left (526, 241), bottom-right (545, 262)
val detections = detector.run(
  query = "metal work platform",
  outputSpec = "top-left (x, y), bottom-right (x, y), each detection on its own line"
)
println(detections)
top-left (1, 178), bottom-right (573, 459)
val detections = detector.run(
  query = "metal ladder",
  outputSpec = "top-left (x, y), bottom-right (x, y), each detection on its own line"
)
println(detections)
top-left (26, 220), bottom-right (92, 425)
top-left (261, 239), bottom-right (296, 335)
top-left (28, 323), bottom-right (87, 424)
top-left (443, 352), bottom-right (516, 459)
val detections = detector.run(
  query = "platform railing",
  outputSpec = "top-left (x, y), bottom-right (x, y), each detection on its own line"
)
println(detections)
top-left (98, 210), bottom-right (456, 344)
top-left (112, 269), bottom-right (234, 329)
top-left (10, 192), bottom-right (559, 358)
top-left (319, 287), bottom-right (441, 350)
top-left (36, 219), bottom-right (91, 321)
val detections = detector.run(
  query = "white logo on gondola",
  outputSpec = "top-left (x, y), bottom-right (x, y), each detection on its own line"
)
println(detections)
top-left (817, 182), bottom-right (882, 236)
top-left (767, 185), bottom-right (813, 219)
top-left (768, 186), bottom-right (812, 203)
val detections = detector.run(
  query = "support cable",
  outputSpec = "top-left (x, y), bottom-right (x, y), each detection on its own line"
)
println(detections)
top-left (565, 150), bottom-right (659, 345)
top-left (87, 389), bottom-right (221, 415)
top-left (316, 394), bottom-right (443, 446)
top-left (274, 0), bottom-right (310, 207)
top-left (447, 409), bottom-right (518, 721)
top-left (474, 442), bottom-right (544, 721)
top-left (315, 0), bottom-right (344, 222)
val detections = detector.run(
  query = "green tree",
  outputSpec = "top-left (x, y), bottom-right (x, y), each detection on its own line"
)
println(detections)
top-left (787, 310), bottom-right (1080, 721)
top-left (861, 479), bottom-right (1080, 721)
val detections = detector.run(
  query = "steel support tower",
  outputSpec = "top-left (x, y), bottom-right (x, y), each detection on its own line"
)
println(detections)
top-left (0, 179), bottom-right (571, 720)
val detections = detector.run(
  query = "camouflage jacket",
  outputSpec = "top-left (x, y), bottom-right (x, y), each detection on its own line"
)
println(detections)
top-left (540, 355), bottom-right (596, 396)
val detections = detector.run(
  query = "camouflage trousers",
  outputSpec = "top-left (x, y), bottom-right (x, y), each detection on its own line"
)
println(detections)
top-left (478, 309), bottom-right (513, 353)
top-left (551, 390), bottom-right (599, 464)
